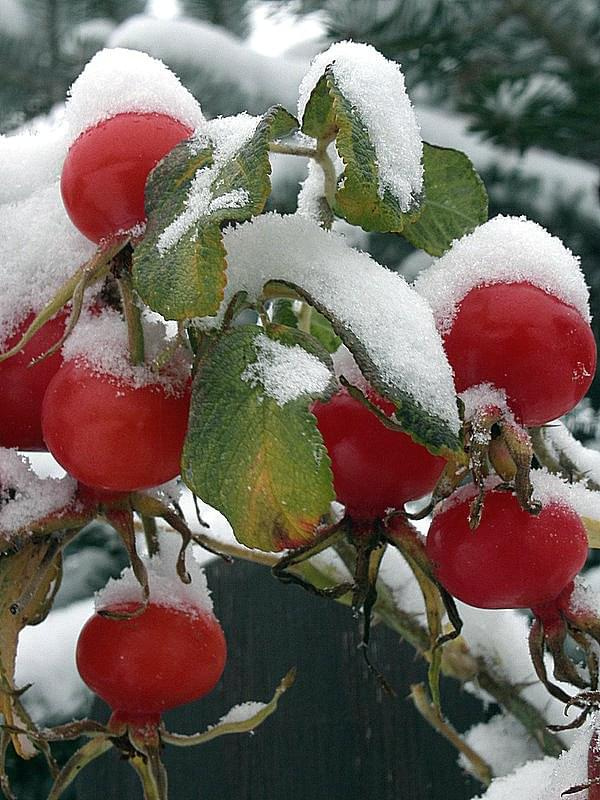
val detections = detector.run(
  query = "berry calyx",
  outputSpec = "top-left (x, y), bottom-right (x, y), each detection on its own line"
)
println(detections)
top-left (426, 488), bottom-right (588, 609)
top-left (443, 281), bottom-right (597, 426)
top-left (312, 387), bottom-right (446, 521)
top-left (76, 602), bottom-right (226, 720)
top-left (61, 112), bottom-right (193, 243)
top-left (41, 360), bottom-right (191, 491)
top-left (0, 310), bottom-right (67, 450)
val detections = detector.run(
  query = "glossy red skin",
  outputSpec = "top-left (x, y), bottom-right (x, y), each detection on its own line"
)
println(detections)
top-left (443, 282), bottom-right (597, 426)
top-left (61, 112), bottom-right (193, 243)
top-left (41, 360), bottom-right (191, 491)
top-left (0, 311), bottom-right (67, 450)
top-left (76, 603), bottom-right (226, 719)
top-left (426, 490), bottom-right (589, 609)
top-left (312, 387), bottom-right (446, 521)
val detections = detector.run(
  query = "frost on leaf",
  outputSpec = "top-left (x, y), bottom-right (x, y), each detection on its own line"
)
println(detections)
top-left (181, 325), bottom-right (337, 552)
top-left (299, 41), bottom-right (423, 232)
top-left (201, 214), bottom-right (460, 453)
top-left (132, 106), bottom-right (298, 320)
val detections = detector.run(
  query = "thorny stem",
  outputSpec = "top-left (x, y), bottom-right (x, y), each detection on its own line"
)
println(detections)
top-left (411, 683), bottom-right (493, 786)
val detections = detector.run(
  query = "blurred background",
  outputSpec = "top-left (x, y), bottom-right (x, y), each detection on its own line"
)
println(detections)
top-left (1, 2), bottom-right (599, 797)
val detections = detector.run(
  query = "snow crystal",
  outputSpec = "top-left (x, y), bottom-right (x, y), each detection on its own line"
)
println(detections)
top-left (61, 308), bottom-right (191, 393)
top-left (459, 384), bottom-right (512, 422)
top-left (0, 181), bottom-right (96, 341)
top-left (474, 716), bottom-right (593, 800)
top-left (201, 214), bottom-right (459, 434)
top-left (96, 534), bottom-right (213, 616)
top-left (240, 333), bottom-right (332, 406)
top-left (297, 41), bottom-right (423, 211)
top-left (541, 420), bottom-right (600, 490)
top-left (214, 701), bottom-right (267, 727)
top-left (460, 713), bottom-right (543, 779)
top-left (64, 47), bottom-right (205, 142)
top-left (156, 114), bottom-right (259, 254)
top-left (414, 216), bottom-right (591, 334)
top-left (530, 468), bottom-right (600, 521)
top-left (0, 119), bottom-right (70, 205)
top-left (473, 757), bottom-right (555, 800)
top-left (0, 450), bottom-right (76, 536)
top-left (565, 576), bottom-right (600, 616)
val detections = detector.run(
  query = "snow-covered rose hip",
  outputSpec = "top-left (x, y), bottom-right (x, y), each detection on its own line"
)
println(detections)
top-left (77, 601), bottom-right (226, 724)
top-left (426, 487), bottom-right (588, 609)
top-left (442, 281), bottom-right (596, 426)
top-left (40, 310), bottom-right (192, 492)
top-left (414, 216), bottom-right (597, 427)
top-left (61, 112), bottom-right (192, 243)
top-left (312, 386), bottom-right (446, 521)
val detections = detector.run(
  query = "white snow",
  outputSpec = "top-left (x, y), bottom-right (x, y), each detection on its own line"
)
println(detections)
top-left (156, 113), bottom-right (259, 254)
top-left (15, 597), bottom-right (94, 724)
top-left (213, 701), bottom-right (267, 727)
top-left (460, 713), bottom-right (543, 778)
top-left (240, 333), bottom-right (333, 406)
top-left (459, 384), bottom-right (512, 422)
top-left (0, 450), bottom-right (76, 536)
top-left (96, 534), bottom-right (214, 616)
top-left (202, 213), bottom-right (460, 434)
top-left (541, 420), bottom-right (600, 489)
top-left (473, 717), bottom-right (594, 800)
top-left (298, 41), bottom-right (423, 211)
top-left (61, 308), bottom-right (191, 393)
top-left (530, 468), bottom-right (600, 522)
top-left (414, 216), bottom-right (591, 334)
top-left (0, 181), bottom-right (96, 341)
top-left (64, 47), bottom-right (205, 143)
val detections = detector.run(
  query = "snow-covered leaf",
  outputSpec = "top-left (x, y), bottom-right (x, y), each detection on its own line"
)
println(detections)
top-left (299, 42), bottom-right (423, 233)
top-left (181, 325), bottom-right (336, 552)
top-left (302, 69), bottom-right (421, 232)
top-left (401, 143), bottom-right (488, 256)
top-left (133, 106), bottom-right (298, 320)
top-left (205, 215), bottom-right (461, 455)
top-left (270, 299), bottom-right (342, 353)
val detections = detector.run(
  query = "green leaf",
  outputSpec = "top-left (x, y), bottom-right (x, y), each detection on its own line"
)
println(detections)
top-left (181, 326), bottom-right (337, 552)
top-left (301, 69), bottom-right (421, 233)
top-left (133, 106), bottom-right (298, 320)
top-left (270, 299), bottom-right (342, 353)
top-left (401, 143), bottom-right (488, 256)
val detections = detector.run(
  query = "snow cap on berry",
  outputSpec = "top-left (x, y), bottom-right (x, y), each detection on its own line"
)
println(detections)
top-left (61, 308), bottom-right (191, 394)
top-left (414, 215), bottom-right (591, 333)
top-left (96, 534), bottom-right (214, 617)
top-left (65, 48), bottom-right (205, 142)
top-left (298, 40), bottom-right (423, 211)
